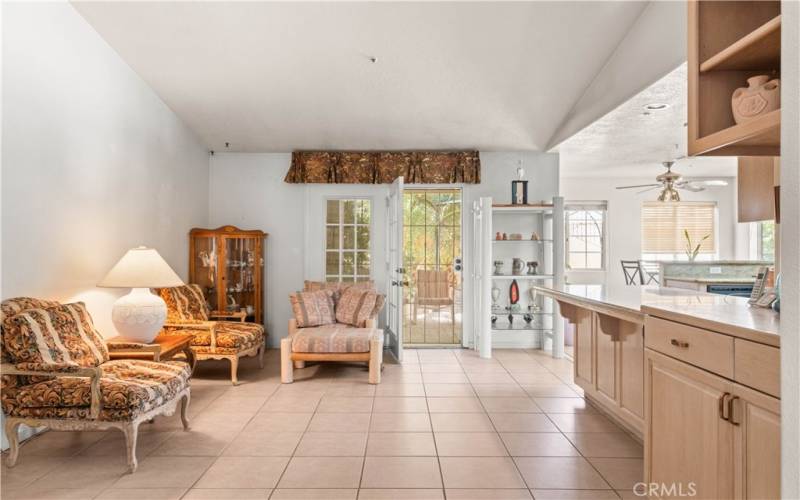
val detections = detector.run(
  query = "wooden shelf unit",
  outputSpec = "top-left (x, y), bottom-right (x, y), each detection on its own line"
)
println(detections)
top-left (688, 1), bottom-right (781, 157)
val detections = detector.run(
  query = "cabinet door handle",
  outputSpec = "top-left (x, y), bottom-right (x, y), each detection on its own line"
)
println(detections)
top-left (670, 339), bottom-right (690, 348)
top-left (719, 392), bottom-right (730, 421)
top-left (728, 396), bottom-right (741, 426)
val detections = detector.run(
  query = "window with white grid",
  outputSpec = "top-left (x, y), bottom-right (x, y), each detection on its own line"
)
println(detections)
top-left (325, 199), bottom-right (372, 282)
top-left (566, 202), bottom-right (607, 270)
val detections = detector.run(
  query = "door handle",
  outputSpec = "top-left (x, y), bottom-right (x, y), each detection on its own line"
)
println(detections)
top-left (670, 339), bottom-right (690, 348)
top-left (392, 280), bottom-right (409, 287)
top-left (727, 396), bottom-right (740, 426)
top-left (719, 392), bottom-right (730, 421)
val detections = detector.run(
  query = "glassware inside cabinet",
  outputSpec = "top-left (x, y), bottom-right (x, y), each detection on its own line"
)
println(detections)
top-left (193, 236), bottom-right (217, 311)
top-left (225, 237), bottom-right (257, 320)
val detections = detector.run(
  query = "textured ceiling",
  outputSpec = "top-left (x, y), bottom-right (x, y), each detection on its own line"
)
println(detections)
top-left (557, 63), bottom-right (738, 178)
top-left (72, 1), bottom-right (647, 152)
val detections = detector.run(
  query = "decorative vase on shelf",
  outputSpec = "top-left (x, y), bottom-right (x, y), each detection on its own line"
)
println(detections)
top-left (491, 285), bottom-right (501, 305)
top-left (526, 261), bottom-right (538, 275)
top-left (731, 75), bottom-right (780, 124)
top-left (509, 279), bottom-right (520, 304)
top-left (512, 258), bottom-right (525, 276)
top-left (494, 260), bottom-right (504, 275)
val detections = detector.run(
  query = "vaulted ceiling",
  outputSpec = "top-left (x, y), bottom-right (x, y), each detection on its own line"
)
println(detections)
top-left (72, 1), bottom-right (656, 152)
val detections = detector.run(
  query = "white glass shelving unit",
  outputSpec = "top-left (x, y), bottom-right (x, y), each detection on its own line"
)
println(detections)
top-left (472, 197), bottom-right (565, 359)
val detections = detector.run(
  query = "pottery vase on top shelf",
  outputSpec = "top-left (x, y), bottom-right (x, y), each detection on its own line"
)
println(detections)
top-left (731, 75), bottom-right (780, 125)
top-left (512, 258), bottom-right (525, 276)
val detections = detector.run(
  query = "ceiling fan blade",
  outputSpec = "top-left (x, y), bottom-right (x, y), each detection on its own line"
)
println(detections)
top-left (636, 186), bottom-right (661, 195)
top-left (678, 184), bottom-right (705, 192)
top-left (616, 183), bottom-right (661, 190)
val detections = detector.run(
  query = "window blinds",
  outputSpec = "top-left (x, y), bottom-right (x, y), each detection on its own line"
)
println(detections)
top-left (641, 202), bottom-right (716, 254)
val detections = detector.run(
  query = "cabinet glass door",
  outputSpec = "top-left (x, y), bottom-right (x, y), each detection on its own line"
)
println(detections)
top-left (193, 236), bottom-right (218, 312)
top-left (224, 236), bottom-right (258, 321)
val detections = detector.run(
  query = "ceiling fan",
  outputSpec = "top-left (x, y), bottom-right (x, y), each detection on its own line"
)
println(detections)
top-left (616, 161), bottom-right (729, 202)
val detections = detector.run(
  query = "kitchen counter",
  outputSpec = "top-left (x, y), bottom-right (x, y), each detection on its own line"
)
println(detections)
top-left (662, 276), bottom-right (755, 284)
top-left (535, 284), bottom-right (779, 347)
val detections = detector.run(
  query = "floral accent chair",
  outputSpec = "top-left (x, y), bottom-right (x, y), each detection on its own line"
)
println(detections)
top-left (156, 284), bottom-right (266, 384)
top-left (0, 297), bottom-right (191, 473)
top-left (281, 282), bottom-right (385, 384)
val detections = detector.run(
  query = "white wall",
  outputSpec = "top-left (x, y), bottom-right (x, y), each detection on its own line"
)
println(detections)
top-left (560, 176), bottom-right (748, 286)
top-left (209, 151), bottom-right (559, 348)
top-left (1, 2), bottom-right (209, 446)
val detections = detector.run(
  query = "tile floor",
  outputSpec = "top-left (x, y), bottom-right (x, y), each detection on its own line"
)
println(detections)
top-left (1, 348), bottom-right (643, 500)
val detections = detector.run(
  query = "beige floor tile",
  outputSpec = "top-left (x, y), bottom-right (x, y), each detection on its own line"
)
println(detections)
top-left (271, 489), bottom-right (357, 499)
top-left (204, 395), bottom-right (268, 414)
top-left (430, 413), bottom-right (494, 432)
top-left (17, 431), bottom-right (107, 457)
top-left (30, 456), bottom-right (128, 493)
top-left (226, 381), bottom-right (280, 397)
top-left (530, 490), bottom-right (619, 500)
top-left (222, 431), bottom-right (303, 456)
top-left (278, 457), bottom-right (364, 488)
top-left (471, 384), bottom-right (528, 397)
top-left (370, 413), bottom-right (432, 432)
top-left (261, 394), bottom-right (322, 413)
top-left (511, 373), bottom-right (564, 385)
top-left (564, 433), bottom-right (643, 458)
top-left (548, 414), bottom-right (620, 433)
top-left (0, 487), bottom-right (97, 500)
top-left (466, 372), bottom-right (516, 384)
top-left (479, 397), bottom-right (540, 413)
top-left (420, 364), bottom-right (465, 373)
top-left (80, 431), bottom-right (174, 459)
top-left (489, 413), bottom-right (559, 433)
top-left (439, 457), bottom-right (525, 488)
top-left (325, 383), bottom-right (377, 397)
top-left (367, 432), bottom-right (436, 456)
top-left (95, 488), bottom-right (186, 499)
top-left (150, 427), bottom-right (238, 457)
top-left (381, 372), bottom-right (424, 384)
top-left (317, 396), bottom-right (375, 413)
top-left (295, 432), bottom-right (368, 456)
top-left (424, 384), bottom-right (475, 397)
top-left (195, 457), bottom-right (288, 489)
top-left (588, 458), bottom-right (644, 490)
top-left (375, 384), bottom-right (426, 397)
top-left (534, 397), bottom-right (597, 414)
top-left (113, 456), bottom-right (214, 488)
top-left (616, 488), bottom-right (641, 499)
top-left (514, 457), bottom-right (611, 490)
top-left (521, 385), bottom-right (580, 398)
top-left (434, 432), bottom-right (508, 457)
top-left (361, 457), bottom-right (442, 489)
top-left (427, 397), bottom-right (484, 413)
top-left (0, 456), bottom-right (66, 490)
top-left (417, 351), bottom-right (459, 363)
top-left (445, 489), bottom-right (532, 499)
top-left (373, 397), bottom-right (428, 413)
top-left (500, 433), bottom-right (580, 457)
top-left (243, 413), bottom-right (313, 433)
top-left (307, 412), bottom-right (372, 433)
top-left (358, 489), bottom-right (444, 499)
top-left (183, 488), bottom-right (271, 499)
top-left (422, 372), bottom-right (470, 384)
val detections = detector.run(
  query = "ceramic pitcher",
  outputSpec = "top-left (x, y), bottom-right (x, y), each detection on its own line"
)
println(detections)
top-left (731, 75), bottom-right (780, 124)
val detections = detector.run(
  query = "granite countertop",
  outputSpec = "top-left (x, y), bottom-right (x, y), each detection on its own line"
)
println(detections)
top-left (535, 284), bottom-right (780, 347)
top-left (662, 276), bottom-right (756, 284)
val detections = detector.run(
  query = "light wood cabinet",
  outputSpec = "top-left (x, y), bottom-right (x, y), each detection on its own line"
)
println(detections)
top-left (688, 0), bottom-right (782, 156)
top-left (573, 307), bottom-right (594, 388)
top-left (645, 316), bottom-right (781, 499)
top-left (738, 156), bottom-right (779, 222)
top-left (189, 225), bottom-right (267, 324)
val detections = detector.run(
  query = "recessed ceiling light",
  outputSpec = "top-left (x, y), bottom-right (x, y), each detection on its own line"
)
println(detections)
top-left (644, 103), bottom-right (670, 111)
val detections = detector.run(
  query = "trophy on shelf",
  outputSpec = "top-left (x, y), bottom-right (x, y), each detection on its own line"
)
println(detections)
top-left (511, 160), bottom-right (528, 205)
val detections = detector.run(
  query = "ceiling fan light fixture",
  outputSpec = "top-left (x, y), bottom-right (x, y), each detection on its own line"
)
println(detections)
top-left (658, 187), bottom-right (681, 202)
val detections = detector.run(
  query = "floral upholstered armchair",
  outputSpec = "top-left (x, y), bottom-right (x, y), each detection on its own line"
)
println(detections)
top-left (156, 284), bottom-right (266, 384)
top-left (281, 281), bottom-right (385, 384)
top-left (0, 297), bottom-right (191, 473)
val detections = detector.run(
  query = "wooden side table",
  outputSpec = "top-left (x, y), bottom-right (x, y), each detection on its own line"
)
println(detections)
top-left (107, 334), bottom-right (196, 372)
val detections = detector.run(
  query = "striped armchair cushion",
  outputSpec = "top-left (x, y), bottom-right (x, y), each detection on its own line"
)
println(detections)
top-left (335, 287), bottom-right (385, 327)
top-left (4, 302), bottom-right (109, 370)
top-left (303, 280), bottom-right (375, 304)
top-left (290, 290), bottom-right (336, 328)
top-left (156, 284), bottom-right (209, 322)
top-left (1, 297), bottom-right (62, 363)
top-left (290, 324), bottom-right (378, 353)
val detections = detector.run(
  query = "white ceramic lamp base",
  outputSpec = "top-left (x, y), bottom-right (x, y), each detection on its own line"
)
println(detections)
top-left (111, 288), bottom-right (167, 343)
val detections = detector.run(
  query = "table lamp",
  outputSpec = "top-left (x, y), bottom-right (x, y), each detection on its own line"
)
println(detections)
top-left (98, 246), bottom-right (184, 342)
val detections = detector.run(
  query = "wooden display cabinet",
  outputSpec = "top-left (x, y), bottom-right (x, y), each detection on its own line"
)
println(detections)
top-left (688, 0), bottom-right (781, 156)
top-left (189, 225), bottom-right (267, 324)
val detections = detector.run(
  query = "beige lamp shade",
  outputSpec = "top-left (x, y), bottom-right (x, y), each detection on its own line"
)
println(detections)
top-left (98, 246), bottom-right (184, 288)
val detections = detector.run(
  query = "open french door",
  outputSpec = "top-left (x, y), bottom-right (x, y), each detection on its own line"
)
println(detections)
top-left (385, 176), bottom-right (405, 362)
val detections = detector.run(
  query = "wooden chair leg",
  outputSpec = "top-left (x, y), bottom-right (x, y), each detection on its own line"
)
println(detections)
top-left (122, 422), bottom-right (140, 473)
top-left (230, 355), bottom-right (240, 385)
top-left (280, 337), bottom-right (294, 383)
top-left (369, 335), bottom-right (383, 384)
top-left (4, 420), bottom-right (22, 468)
top-left (180, 393), bottom-right (191, 430)
top-left (294, 360), bottom-right (306, 369)
top-left (258, 343), bottom-right (265, 369)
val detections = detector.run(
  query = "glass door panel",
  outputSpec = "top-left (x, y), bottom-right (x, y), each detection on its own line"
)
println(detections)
top-left (224, 236), bottom-right (258, 320)
top-left (192, 236), bottom-right (218, 312)
top-left (403, 189), bottom-right (462, 346)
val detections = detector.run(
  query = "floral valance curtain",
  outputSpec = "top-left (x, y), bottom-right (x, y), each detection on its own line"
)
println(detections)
top-left (284, 151), bottom-right (481, 184)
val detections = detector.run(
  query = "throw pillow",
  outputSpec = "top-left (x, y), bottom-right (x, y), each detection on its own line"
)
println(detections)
top-left (335, 287), bottom-right (384, 327)
top-left (290, 290), bottom-right (336, 328)
top-left (157, 284), bottom-right (209, 322)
